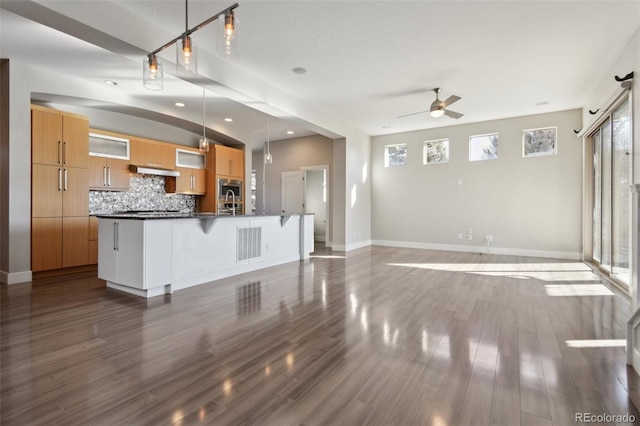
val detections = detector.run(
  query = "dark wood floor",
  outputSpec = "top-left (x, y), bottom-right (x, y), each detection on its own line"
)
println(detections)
top-left (2, 245), bottom-right (640, 425)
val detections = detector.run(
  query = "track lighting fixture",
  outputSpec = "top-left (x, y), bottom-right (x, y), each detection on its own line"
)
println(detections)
top-left (143, 1), bottom-right (238, 90)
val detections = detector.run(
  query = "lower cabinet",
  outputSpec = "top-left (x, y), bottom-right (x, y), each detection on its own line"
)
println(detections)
top-left (98, 218), bottom-right (172, 289)
top-left (32, 216), bottom-right (89, 271)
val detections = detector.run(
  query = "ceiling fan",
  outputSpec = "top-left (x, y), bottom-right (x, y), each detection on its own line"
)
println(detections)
top-left (397, 88), bottom-right (464, 119)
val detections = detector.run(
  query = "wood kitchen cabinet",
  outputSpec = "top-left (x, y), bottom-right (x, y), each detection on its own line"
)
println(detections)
top-left (31, 105), bottom-right (89, 168)
top-left (215, 145), bottom-right (244, 178)
top-left (88, 131), bottom-right (131, 190)
top-left (130, 138), bottom-right (175, 170)
top-left (166, 148), bottom-right (206, 195)
top-left (32, 164), bottom-right (89, 218)
top-left (31, 105), bottom-right (90, 273)
top-left (89, 155), bottom-right (131, 190)
top-left (31, 216), bottom-right (89, 270)
top-left (166, 167), bottom-right (206, 195)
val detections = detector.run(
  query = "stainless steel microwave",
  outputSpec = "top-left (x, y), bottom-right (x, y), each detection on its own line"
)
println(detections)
top-left (218, 178), bottom-right (242, 201)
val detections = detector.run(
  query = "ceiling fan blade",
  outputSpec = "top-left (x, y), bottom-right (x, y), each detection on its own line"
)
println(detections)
top-left (443, 109), bottom-right (464, 119)
top-left (397, 110), bottom-right (428, 119)
top-left (441, 95), bottom-right (461, 108)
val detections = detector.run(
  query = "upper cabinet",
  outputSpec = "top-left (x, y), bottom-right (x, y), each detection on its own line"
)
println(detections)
top-left (215, 145), bottom-right (244, 178)
top-left (89, 131), bottom-right (131, 191)
top-left (31, 106), bottom-right (89, 168)
top-left (130, 138), bottom-right (176, 170)
top-left (166, 148), bottom-right (206, 195)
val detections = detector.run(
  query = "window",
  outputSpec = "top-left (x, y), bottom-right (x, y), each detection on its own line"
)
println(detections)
top-left (523, 127), bottom-right (557, 157)
top-left (384, 143), bottom-right (407, 167)
top-left (423, 139), bottom-right (449, 165)
top-left (469, 133), bottom-right (498, 161)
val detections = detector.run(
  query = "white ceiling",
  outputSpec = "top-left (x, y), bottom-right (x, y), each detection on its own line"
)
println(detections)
top-left (2, 1), bottom-right (639, 150)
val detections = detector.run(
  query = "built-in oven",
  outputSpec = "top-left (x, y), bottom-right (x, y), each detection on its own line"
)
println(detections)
top-left (217, 178), bottom-right (243, 215)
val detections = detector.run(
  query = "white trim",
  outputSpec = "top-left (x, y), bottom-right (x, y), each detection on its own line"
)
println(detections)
top-left (633, 348), bottom-right (640, 376)
top-left (372, 240), bottom-right (581, 260)
top-left (1, 270), bottom-right (33, 285)
top-left (333, 239), bottom-right (372, 252)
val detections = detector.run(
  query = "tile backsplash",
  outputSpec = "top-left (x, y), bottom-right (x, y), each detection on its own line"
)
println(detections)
top-left (89, 175), bottom-right (196, 214)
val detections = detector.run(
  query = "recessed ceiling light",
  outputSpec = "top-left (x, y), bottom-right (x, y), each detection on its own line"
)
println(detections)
top-left (536, 101), bottom-right (549, 106)
top-left (292, 67), bottom-right (307, 75)
top-left (287, 131), bottom-right (294, 135)
top-left (174, 102), bottom-right (185, 107)
top-left (104, 80), bottom-right (118, 86)
top-left (224, 118), bottom-right (233, 122)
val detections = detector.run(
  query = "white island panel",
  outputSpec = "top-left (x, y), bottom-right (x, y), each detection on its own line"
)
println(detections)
top-left (98, 214), bottom-right (313, 298)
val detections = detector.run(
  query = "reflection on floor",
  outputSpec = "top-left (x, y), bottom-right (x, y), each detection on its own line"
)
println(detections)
top-left (1, 246), bottom-right (639, 425)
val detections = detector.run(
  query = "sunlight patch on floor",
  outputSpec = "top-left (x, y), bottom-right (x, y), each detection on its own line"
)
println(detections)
top-left (565, 339), bottom-right (625, 348)
top-left (545, 284), bottom-right (614, 296)
top-left (386, 262), bottom-right (599, 282)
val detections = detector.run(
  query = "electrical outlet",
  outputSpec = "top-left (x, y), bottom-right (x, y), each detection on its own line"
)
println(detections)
top-left (467, 228), bottom-right (472, 235)
top-left (485, 235), bottom-right (494, 243)
top-left (467, 234), bottom-right (472, 241)
top-left (457, 233), bottom-right (463, 240)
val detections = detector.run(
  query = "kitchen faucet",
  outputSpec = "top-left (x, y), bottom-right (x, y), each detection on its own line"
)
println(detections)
top-left (225, 189), bottom-right (236, 216)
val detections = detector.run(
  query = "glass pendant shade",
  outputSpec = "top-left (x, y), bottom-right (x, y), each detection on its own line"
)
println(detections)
top-left (143, 56), bottom-right (163, 91)
top-left (217, 11), bottom-right (239, 57)
top-left (177, 35), bottom-right (197, 75)
top-left (199, 137), bottom-right (209, 152)
top-left (264, 151), bottom-right (272, 164)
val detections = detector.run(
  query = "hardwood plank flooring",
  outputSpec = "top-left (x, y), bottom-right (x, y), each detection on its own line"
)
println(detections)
top-left (2, 245), bottom-right (640, 425)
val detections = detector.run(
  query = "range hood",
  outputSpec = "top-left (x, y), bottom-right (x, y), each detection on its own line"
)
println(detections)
top-left (129, 164), bottom-right (180, 177)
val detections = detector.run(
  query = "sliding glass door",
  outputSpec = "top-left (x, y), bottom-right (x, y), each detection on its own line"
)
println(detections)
top-left (591, 97), bottom-right (631, 287)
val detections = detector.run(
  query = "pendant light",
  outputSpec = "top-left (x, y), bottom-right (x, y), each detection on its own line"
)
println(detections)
top-left (264, 119), bottom-right (272, 164)
top-left (199, 88), bottom-right (209, 152)
top-left (218, 8), bottom-right (238, 57)
top-left (177, 0), bottom-right (197, 75)
top-left (143, 54), bottom-right (163, 91)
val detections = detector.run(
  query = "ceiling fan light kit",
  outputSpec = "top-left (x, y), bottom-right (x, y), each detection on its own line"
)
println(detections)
top-left (397, 87), bottom-right (464, 120)
top-left (143, 1), bottom-right (239, 90)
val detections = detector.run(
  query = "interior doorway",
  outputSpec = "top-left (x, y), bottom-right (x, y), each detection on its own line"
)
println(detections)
top-left (281, 165), bottom-right (330, 244)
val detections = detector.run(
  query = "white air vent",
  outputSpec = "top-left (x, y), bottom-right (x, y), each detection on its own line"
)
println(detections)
top-left (237, 227), bottom-right (262, 261)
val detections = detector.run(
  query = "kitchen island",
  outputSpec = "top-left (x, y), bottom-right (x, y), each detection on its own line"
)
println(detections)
top-left (97, 213), bottom-right (314, 298)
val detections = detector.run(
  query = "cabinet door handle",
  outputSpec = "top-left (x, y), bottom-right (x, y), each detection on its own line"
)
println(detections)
top-left (63, 169), bottom-right (68, 191)
top-left (107, 167), bottom-right (111, 186)
top-left (58, 141), bottom-right (62, 164)
top-left (229, 160), bottom-right (232, 175)
top-left (58, 168), bottom-right (62, 191)
top-left (114, 222), bottom-right (119, 251)
top-left (63, 141), bottom-right (67, 164)
top-left (191, 175), bottom-right (195, 190)
top-left (103, 166), bottom-right (107, 186)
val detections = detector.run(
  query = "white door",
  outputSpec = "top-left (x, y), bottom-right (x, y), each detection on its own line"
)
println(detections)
top-left (281, 171), bottom-right (304, 213)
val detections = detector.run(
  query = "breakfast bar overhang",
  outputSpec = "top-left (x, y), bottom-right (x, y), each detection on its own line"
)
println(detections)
top-left (97, 213), bottom-right (314, 298)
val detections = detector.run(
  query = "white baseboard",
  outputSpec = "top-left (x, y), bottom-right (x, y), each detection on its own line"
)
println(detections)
top-left (332, 239), bottom-right (372, 252)
top-left (371, 240), bottom-right (581, 260)
top-left (1, 270), bottom-right (33, 285)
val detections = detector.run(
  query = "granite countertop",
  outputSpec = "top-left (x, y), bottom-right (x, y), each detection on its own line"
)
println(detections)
top-left (94, 212), bottom-right (310, 220)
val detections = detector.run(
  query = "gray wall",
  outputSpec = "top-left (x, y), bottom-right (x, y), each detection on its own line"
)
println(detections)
top-left (371, 109), bottom-right (583, 259)
top-left (252, 134), bottom-right (334, 242)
